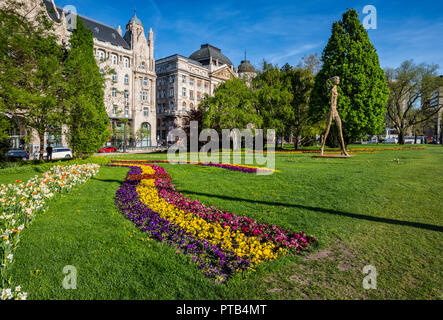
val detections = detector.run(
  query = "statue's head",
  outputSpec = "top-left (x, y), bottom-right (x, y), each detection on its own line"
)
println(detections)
top-left (326, 76), bottom-right (340, 89)
top-left (330, 76), bottom-right (340, 85)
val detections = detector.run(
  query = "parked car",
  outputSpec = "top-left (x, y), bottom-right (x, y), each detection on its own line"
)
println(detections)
top-left (43, 147), bottom-right (73, 160)
top-left (382, 138), bottom-right (397, 144)
top-left (7, 149), bottom-right (30, 161)
top-left (98, 146), bottom-right (117, 153)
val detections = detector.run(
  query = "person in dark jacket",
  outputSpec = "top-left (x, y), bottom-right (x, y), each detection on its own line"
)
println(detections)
top-left (46, 144), bottom-right (53, 161)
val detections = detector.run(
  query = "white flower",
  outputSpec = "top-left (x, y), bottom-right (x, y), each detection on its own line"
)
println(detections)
top-left (16, 291), bottom-right (27, 300)
top-left (1, 288), bottom-right (13, 300)
top-left (6, 254), bottom-right (13, 263)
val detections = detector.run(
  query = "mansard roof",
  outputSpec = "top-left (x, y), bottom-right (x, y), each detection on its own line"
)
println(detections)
top-left (189, 44), bottom-right (233, 67)
top-left (238, 60), bottom-right (256, 73)
top-left (43, 0), bottom-right (130, 50)
top-left (81, 16), bottom-right (131, 50)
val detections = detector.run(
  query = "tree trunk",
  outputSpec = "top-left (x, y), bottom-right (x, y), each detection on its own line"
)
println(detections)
top-left (39, 133), bottom-right (45, 161)
top-left (398, 130), bottom-right (405, 145)
top-left (295, 136), bottom-right (300, 150)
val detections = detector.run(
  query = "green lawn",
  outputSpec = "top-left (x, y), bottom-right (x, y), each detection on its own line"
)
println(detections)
top-left (3, 145), bottom-right (442, 299)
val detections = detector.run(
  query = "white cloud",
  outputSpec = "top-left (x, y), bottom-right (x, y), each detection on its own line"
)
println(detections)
top-left (267, 42), bottom-right (323, 64)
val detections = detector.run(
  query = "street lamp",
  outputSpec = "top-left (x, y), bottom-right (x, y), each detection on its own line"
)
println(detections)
top-left (122, 111), bottom-right (129, 153)
top-left (123, 121), bottom-right (127, 153)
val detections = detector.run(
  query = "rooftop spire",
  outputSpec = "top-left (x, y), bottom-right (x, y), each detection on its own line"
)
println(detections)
top-left (128, 9), bottom-right (143, 26)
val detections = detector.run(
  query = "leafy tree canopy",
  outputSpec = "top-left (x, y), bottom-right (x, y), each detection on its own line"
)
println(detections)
top-left (200, 77), bottom-right (262, 132)
top-left (253, 61), bottom-right (293, 138)
top-left (385, 60), bottom-right (443, 144)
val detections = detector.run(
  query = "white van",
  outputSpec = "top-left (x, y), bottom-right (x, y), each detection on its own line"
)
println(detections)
top-left (43, 147), bottom-right (73, 160)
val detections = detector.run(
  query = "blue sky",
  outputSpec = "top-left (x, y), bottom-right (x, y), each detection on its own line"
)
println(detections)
top-left (56, 0), bottom-right (443, 73)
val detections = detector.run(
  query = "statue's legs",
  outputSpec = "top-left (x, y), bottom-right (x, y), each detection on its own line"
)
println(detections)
top-left (320, 111), bottom-right (333, 155)
top-left (335, 115), bottom-right (349, 156)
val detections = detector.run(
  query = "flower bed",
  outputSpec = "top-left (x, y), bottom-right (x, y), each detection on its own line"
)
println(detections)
top-left (111, 162), bottom-right (317, 280)
top-left (111, 159), bottom-right (277, 174)
top-left (0, 164), bottom-right (100, 300)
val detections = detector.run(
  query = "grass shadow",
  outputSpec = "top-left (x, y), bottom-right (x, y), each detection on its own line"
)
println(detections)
top-left (180, 190), bottom-right (443, 233)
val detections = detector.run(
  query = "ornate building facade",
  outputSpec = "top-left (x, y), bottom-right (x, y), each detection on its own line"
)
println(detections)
top-left (155, 44), bottom-right (256, 143)
top-left (7, 0), bottom-right (157, 151)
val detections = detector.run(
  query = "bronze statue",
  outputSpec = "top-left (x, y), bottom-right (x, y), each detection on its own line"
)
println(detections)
top-left (320, 76), bottom-right (349, 156)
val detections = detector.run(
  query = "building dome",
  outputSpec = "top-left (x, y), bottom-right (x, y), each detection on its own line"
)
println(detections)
top-left (238, 60), bottom-right (256, 73)
top-left (189, 44), bottom-right (233, 67)
top-left (128, 11), bottom-right (143, 26)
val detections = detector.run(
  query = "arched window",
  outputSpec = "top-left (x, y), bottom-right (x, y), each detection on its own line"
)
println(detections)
top-left (190, 103), bottom-right (194, 109)
top-left (124, 74), bottom-right (129, 84)
top-left (141, 61), bottom-right (145, 69)
top-left (111, 54), bottom-right (118, 65)
top-left (182, 101), bottom-right (186, 111)
top-left (97, 50), bottom-right (105, 61)
top-left (139, 122), bottom-right (151, 147)
top-left (124, 57), bottom-right (129, 68)
top-left (112, 72), bottom-right (117, 82)
top-left (144, 77), bottom-right (148, 86)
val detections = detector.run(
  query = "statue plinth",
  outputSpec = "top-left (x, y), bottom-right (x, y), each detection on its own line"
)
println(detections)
top-left (314, 154), bottom-right (353, 158)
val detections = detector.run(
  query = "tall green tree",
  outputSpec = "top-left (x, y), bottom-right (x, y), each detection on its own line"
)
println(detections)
top-left (200, 77), bottom-right (262, 132)
top-left (253, 61), bottom-right (293, 148)
top-left (0, 114), bottom-right (13, 161)
top-left (311, 9), bottom-right (389, 144)
top-left (0, 0), bottom-right (66, 160)
top-left (64, 19), bottom-right (110, 157)
top-left (385, 60), bottom-right (443, 144)
top-left (282, 64), bottom-right (318, 150)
